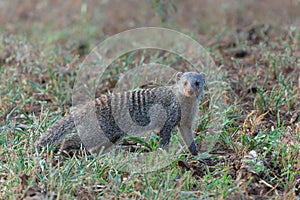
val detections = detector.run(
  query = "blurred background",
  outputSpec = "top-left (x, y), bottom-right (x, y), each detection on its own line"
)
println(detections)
top-left (1, 1), bottom-right (300, 199)
top-left (1, 0), bottom-right (299, 45)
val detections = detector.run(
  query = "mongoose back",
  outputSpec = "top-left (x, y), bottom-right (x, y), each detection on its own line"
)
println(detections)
top-left (36, 72), bottom-right (205, 155)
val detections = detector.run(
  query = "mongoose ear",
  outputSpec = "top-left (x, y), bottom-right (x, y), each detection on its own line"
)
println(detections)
top-left (176, 72), bottom-right (183, 82)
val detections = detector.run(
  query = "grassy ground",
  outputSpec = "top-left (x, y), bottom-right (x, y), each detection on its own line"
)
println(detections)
top-left (0, 1), bottom-right (300, 199)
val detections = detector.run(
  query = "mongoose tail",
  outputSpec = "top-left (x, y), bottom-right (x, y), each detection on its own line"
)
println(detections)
top-left (36, 114), bottom-right (76, 148)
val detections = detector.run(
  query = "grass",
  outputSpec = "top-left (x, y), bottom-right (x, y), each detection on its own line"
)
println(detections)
top-left (1, 1), bottom-right (300, 199)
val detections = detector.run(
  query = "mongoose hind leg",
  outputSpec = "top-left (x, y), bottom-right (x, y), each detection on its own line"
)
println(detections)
top-left (60, 134), bottom-right (85, 153)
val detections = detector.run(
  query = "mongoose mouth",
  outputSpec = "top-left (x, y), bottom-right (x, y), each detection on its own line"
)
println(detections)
top-left (185, 90), bottom-right (199, 97)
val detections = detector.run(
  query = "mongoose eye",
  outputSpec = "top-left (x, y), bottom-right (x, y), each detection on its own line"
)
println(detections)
top-left (195, 81), bottom-right (200, 87)
top-left (183, 81), bottom-right (188, 87)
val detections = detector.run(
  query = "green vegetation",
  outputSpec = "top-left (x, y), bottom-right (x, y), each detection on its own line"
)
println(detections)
top-left (0, 1), bottom-right (299, 199)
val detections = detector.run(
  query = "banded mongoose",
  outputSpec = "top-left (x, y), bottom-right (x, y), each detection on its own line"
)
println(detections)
top-left (36, 72), bottom-right (205, 156)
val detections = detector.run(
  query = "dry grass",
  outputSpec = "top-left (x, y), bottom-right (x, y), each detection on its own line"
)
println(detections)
top-left (0, 1), bottom-right (299, 199)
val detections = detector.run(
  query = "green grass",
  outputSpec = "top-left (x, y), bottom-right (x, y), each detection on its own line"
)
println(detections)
top-left (1, 3), bottom-right (300, 199)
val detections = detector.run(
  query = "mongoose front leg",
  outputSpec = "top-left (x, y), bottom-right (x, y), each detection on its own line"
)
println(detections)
top-left (159, 127), bottom-right (172, 152)
top-left (179, 126), bottom-right (198, 156)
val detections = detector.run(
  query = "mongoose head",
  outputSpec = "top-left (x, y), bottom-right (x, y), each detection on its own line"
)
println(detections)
top-left (176, 72), bottom-right (205, 99)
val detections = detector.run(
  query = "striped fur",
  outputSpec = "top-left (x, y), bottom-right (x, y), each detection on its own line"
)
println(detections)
top-left (36, 72), bottom-right (205, 155)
